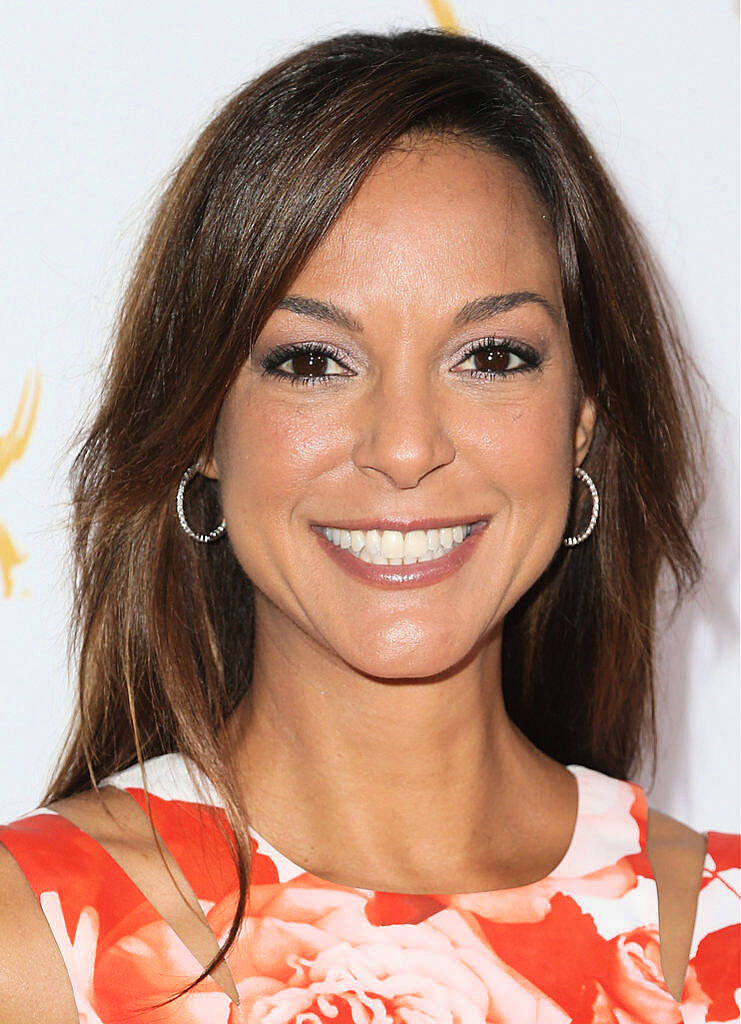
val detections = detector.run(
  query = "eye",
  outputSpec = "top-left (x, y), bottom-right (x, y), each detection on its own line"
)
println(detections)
top-left (259, 342), bottom-right (351, 386)
top-left (258, 337), bottom-right (542, 387)
top-left (454, 338), bottom-right (541, 379)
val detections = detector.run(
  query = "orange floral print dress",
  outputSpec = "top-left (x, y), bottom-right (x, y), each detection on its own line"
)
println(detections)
top-left (0, 752), bottom-right (739, 1023)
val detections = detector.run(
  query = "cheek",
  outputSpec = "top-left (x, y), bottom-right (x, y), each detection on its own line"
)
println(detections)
top-left (474, 395), bottom-right (576, 536)
top-left (215, 378), bottom-right (578, 566)
top-left (214, 395), bottom-right (343, 518)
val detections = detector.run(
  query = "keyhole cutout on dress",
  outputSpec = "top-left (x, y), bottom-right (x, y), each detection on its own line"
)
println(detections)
top-left (49, 785), bottom-right (240, 1006)
top-left (645, 807), bottom-right (708, 1003)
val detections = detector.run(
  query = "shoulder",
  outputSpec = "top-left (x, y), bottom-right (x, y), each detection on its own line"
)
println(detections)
top-left (3, 788), bottom-right (238, 1010)
top-left (0, 789), bottom-right (143, 1024)
top-left (646, 806), bottom-right (741, 1001)
top-left (645, 807), bottom-right (740, 903)
top-left (646, 805), bottom-right (707, 874)
top-left (0, 831), bottom-right (80, 1023)
top-left (646, 805), bottom-right (707, 928)
top-left (646, 807), bottom-right (706, 1001)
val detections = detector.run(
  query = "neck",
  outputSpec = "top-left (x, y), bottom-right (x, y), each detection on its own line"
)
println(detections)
top-left (221, 600), bottom-right (573, 893)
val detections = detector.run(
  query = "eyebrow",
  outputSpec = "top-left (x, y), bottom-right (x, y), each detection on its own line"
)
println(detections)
top-left (453, 291), bottom-right (563, 328)
top-left (275, 291), bottom-right (563, 331)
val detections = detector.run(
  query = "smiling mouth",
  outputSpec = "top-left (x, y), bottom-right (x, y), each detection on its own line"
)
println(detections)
top-left (312, 520), bottom-right (487, 566)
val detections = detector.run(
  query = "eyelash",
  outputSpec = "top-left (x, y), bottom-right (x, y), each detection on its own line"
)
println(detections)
top-left (258, 338), bottom-right (543, 387)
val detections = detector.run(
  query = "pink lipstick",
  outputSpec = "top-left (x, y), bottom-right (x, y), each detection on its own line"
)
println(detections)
top-left (311, 520), bottom-right (488, 590)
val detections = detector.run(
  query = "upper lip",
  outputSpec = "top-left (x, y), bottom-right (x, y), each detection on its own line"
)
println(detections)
top-left (311, 516), bottom-right (489, 532)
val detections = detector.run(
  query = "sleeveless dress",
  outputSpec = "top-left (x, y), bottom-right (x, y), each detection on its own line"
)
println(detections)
top-left (0, 752), bottom-right (739, 1023)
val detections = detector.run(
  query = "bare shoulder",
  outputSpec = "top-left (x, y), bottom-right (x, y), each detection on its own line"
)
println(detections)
top-left (646, 806), bottom-right (707, 1001)
top-left (647, 805), bottom-right (707, 887)
top-left (0, 788), bottom-right (143, 1024)
top-left (49, 784), bottom-right (154, 847)
top-left (647, 805), bottom-right (707, 852)
top-left (0, 841), bottom-right (80, 1024)
top-left (40, 787), bottom-right (240, 1004)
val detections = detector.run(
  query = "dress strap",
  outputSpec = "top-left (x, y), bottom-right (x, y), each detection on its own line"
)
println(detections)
top-left (622, 777), bottom-right (655, 881)
top-left (0, 809), bottom-right (149, 944)
top-left (99, 751), bottom-right (240, 911)
top-left (556, 766), bottom-right (653, 883)
top-left (101, 751), bottom-right (284, 894)
top-left (0, 808), bottom-right (207, 1019)
top-left (123, 787), bottom-right (239, 905)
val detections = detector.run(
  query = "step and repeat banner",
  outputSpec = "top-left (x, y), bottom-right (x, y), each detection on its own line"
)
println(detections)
top-left (1, 0), bottom-right (738, 828)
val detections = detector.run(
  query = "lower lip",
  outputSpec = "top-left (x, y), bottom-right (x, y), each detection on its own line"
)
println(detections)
top-left (311, 522), bottom-right (488, 589)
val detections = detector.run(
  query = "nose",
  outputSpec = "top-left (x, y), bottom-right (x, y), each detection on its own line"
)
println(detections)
top-left (351, 372), bottom-right (456, 489)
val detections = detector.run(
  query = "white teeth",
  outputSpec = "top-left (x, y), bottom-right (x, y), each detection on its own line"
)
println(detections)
top-left (320, 523), bottom-right (475, 566)
top-left (365, 529), bottom-right (381, 556)
top-left (380, 531), bottom-right (404, 559)
top-left (404, 530), bottom-right (429, 559)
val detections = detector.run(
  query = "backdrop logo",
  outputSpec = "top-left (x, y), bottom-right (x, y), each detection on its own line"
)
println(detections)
top-left (425, 0), bottom-right (461, 31)
top-left (1, 370), bottom-right (41, 597)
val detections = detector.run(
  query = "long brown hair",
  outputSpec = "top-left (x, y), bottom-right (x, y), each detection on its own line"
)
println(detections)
top-left (43, 26), bottom-right (706, 999)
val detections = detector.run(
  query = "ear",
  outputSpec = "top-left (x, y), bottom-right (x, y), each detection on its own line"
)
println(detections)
top-left (200, 453), bottom-right (220, 480)
top-left (574, 396), bottom-right (597, 466)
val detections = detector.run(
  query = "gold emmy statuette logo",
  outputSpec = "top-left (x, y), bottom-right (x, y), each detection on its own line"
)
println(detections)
top-left (425, 0), bottom-right (461, 32)
top-left (1, 370), bottom-right (42, 598)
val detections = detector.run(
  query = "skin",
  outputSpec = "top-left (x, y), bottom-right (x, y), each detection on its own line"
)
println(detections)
top-left (0, 137), bottom-right (708, 1018)
top-left (206, 136), bottom-right (597, 893)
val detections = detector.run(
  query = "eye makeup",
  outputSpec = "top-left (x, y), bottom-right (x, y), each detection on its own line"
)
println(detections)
top-left (258, 337), bottom-right (544, 388)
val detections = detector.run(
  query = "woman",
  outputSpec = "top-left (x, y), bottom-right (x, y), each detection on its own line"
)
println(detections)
top-left (0, 26), bottom-right (738, 1024)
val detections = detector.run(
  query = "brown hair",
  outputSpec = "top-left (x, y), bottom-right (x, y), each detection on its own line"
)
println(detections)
top-left (43, 26), bottom-right (706, 1001)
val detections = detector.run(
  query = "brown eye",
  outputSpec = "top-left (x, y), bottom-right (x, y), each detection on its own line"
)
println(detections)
top-left (457, 342), bottom-right (529, 376)
top-left (289, 350), bottom-right (332, 377)
top-left (472, 347), bottom-right (512, 373)
top-left (260, 343), bottom-right (350, 384)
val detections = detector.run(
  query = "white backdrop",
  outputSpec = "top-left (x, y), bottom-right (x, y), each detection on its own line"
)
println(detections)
top-left (1, 0), bottom-right (738, 831)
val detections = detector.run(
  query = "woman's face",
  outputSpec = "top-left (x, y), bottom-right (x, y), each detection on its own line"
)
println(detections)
top-left (206, 138), bottom-right (595, 678)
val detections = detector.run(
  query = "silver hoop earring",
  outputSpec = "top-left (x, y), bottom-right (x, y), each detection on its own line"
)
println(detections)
top-left (176, 464), bottom-right (226, 543)
top-left (562, 466), bottom-right (599, 547)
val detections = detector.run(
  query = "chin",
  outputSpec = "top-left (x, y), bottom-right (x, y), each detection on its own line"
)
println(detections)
top-left (334, 632), bottom-right (478, 683)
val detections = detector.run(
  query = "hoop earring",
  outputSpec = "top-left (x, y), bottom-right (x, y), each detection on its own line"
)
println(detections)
top-left (562, 466), bottom-right (599, 547)
top-left (176, 464), bottom-right (226, 543)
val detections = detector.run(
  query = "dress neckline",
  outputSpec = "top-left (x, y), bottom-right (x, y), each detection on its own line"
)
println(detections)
top-left (102, 753), bottom-right (589, 897)
top-left (248, 763), bottom-right (586, 896)
top-left (102, 752), bottom-right (589, 897)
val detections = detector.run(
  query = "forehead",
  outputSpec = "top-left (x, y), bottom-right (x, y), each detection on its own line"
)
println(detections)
top-left (291, 138), bottom-right (562, 312)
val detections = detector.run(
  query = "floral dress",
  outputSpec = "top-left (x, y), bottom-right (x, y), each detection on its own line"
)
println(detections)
top-left (0, 752), bottom-right (738, 1023)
